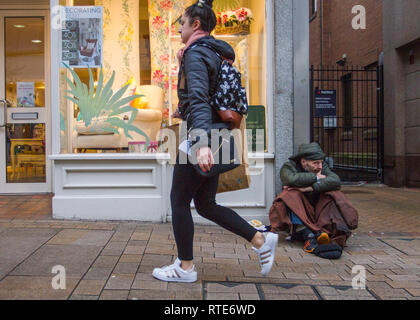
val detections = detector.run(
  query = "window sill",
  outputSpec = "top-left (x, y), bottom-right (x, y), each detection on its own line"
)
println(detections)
top-left (48, 153), bottom-right (171, 161)
top-left (49, 153), bottom-right (275, 161)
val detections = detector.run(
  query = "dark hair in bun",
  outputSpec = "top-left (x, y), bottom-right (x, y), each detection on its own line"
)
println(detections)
top-left (184, 0), bottom-right (217, 33)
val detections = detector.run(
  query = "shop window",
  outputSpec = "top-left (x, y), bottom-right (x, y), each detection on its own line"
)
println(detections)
top-left (59, 0), bottom-right (268, 154)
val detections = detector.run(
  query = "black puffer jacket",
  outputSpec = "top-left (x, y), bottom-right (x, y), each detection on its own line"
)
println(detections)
top-left (177, 36), bottom-right (236, 148)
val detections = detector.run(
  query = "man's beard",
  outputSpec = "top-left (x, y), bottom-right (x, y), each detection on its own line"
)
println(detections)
top-left (303, 163), bottom-right (320, 174)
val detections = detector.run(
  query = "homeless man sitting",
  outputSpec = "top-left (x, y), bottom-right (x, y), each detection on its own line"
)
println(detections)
top-left (268, 142), bottom-right (359, 259)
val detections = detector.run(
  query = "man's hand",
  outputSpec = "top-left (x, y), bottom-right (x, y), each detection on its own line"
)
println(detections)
top-left (283, 186), bottom-right (314, 193)
top-left (317, 171), bottom-right (326, 179)
top-left (196, 147), bottom-right (214, 173)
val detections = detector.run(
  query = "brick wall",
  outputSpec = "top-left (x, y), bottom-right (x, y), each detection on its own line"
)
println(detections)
top-left (310, 0), bottom-right (383, 67)
top-left (309, 0), bottom-right (384, 182)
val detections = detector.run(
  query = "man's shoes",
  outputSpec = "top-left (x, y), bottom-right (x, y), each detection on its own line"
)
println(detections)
top-left (152, 258), bottom-right (197, 283)
top-left (303, 237), bottom-right (318, 253)
top-left (253, 232), bottom-right (278, 276)
top-left (316, 231), bottom-right (330, 245)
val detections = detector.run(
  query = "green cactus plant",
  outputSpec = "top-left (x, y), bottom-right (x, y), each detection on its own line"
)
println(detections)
top-left (63, 63), bottom-right (150, 147)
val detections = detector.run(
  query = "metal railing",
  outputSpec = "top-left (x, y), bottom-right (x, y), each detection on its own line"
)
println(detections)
top-left (310, 65), bottom-right (384, 182)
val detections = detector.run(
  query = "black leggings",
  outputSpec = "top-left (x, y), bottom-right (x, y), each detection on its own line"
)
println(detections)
top-left (171, 155), bottom-right (258, 261)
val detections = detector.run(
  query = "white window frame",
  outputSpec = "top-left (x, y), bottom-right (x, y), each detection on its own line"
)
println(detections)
top-left (50, 0), bottom-right (276, 158)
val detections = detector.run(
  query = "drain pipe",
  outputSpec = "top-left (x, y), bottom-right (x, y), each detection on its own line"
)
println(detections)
top-left (320, 0), bottom-right (323, 66)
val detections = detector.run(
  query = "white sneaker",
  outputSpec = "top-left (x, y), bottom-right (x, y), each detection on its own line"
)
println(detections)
top-left (152, 258), bottom-right (197, 283)
top-left (252, 232), bottom-right (278, 276)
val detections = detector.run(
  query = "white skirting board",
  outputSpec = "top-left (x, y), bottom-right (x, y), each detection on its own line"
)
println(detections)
top-left (52, 195), bottom-right (165, 221)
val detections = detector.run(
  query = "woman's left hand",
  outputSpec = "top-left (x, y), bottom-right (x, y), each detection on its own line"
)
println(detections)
top-left (196, 147), bottom-right (214, 173)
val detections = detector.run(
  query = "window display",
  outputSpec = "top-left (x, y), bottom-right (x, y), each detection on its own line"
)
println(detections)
top-left (59, 0), bottom-right (267, 154)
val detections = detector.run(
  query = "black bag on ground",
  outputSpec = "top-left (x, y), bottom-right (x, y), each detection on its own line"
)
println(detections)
top-left (313, 243), bottom-right (343, 260)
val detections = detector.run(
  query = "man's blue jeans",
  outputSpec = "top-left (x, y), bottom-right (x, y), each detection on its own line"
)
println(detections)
top-left (290, 212), bottom-right (304, 225)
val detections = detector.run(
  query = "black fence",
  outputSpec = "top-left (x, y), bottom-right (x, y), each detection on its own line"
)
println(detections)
top-left (310, 65), bottom-right (384, 182)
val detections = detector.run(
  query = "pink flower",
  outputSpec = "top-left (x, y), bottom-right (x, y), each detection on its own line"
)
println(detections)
top-left (153, 70), bottom-right (165, 83)
top-left (222, 14), bottom-right (228, 24)
top-left (160, 54), bottom-right (170, 65)
top-left (152, 16), bottom-right (165, 28)
top-left (162, 108), bottom-right (169, 119)
top-left (236, 8), bottom-right (248, 22)
top-left (159, 0), bottom-right (173, 10)
top-left (164, 80), bottom-right (170, 90)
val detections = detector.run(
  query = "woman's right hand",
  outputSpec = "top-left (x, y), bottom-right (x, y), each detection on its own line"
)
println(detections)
top-left (196, 147), bottom-right (214, 173)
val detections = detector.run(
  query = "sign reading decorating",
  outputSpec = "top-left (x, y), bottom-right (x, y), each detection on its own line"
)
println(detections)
top-left (314, 90), bottom-right (337, 117)
top-left (60, 6), bottom-right (103, 68)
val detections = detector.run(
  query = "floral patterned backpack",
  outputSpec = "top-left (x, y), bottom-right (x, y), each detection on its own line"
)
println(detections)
top-left (190, 42), bottom-right (249, 129)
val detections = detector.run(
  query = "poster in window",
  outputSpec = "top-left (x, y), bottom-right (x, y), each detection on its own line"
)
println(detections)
top-left (246, 105), bottom-right (267, 153)
top-left (60, 6), bottom-right (103, 68)
top-left (17, 82), bottom-right (35, 107)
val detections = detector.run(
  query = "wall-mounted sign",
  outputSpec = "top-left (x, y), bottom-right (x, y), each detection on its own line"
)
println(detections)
top-left (60, 6), bottom-right (103, 68)
top-left (315, 90), bottom-right (336, 117)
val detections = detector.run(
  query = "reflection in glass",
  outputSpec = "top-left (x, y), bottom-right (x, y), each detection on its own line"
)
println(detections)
top-left (5, 17), bottom-right (45, 108)
top-left (5, 123), bottom-right (46, 183)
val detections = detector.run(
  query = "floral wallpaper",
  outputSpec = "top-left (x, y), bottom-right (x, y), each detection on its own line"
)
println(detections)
top-left (95, 0), bottom-right (140, 90)
top-left (147, 0), bottom-right (251, 125)
top-left (148, 0), bottom-right (192, 125)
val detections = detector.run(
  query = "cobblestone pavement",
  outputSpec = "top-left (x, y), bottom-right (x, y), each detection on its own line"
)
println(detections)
top-left (0, 186), bottom-right (419, 300)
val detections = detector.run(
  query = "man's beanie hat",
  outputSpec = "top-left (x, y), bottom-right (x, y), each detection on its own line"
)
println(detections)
top-left (289, 142), bottom-right (326, 162)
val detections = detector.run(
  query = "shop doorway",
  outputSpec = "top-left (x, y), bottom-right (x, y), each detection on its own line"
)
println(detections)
top-left (0, 10), bottom-right (51, 193)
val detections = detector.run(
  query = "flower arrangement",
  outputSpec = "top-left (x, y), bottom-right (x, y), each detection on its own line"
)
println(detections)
top-left (215, 7), bottom-right (253, 35)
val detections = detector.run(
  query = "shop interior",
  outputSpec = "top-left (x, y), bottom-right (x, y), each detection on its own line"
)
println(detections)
top-left (4, 16), bottom-right (46, 183)
top-left (59, 0), bottom-right (267, 154)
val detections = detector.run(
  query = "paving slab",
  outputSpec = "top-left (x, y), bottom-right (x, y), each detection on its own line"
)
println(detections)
top-left (0, 276), bottom-right (78, 300)
top-left (0, 228), bottom-right (59, 278)
top-left (83, 267), bottom-right (113, 281)
top-left (10, 244), bottom-right (102, 277)
top-left (105, 274), bottom-right (135, 290)
top-left (73, 279), bottom-right (106, 296)
top-left (47, 229), bottom-right (113, 246)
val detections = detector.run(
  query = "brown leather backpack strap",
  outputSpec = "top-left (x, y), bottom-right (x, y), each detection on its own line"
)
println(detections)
top-left (216, 110), bottom-right (243, 129)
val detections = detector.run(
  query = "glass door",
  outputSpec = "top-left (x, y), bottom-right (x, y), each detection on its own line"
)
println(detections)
top-left (0, 10), bottom-right (51, 193)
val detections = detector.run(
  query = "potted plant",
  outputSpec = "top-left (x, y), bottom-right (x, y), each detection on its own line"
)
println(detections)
top-left (63, 63), bottom-right (150, 148)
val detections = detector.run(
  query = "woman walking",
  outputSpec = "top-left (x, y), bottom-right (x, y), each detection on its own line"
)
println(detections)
top-left (152, 0), bottom-right (278, 283)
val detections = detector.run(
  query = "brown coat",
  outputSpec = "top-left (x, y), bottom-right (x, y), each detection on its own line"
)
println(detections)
top-left (269, 190), bottom-right (358, 248)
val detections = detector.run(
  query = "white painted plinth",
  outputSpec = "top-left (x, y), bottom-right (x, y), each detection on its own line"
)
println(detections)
top-left (49, 153), bottom-right (276, 224)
